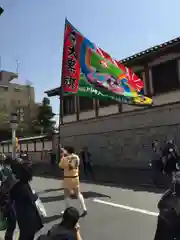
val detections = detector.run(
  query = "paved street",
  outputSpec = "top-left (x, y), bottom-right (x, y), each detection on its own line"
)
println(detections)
top-left (0, 176), bottom-right (162, 239)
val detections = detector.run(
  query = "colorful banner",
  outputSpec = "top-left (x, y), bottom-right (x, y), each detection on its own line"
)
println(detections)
top-left (62, 19), bottom-right (153, 106)
top-left (61, 22), bottom-right (80, 93)
top-left (63, 74), bottom-right (148, 106)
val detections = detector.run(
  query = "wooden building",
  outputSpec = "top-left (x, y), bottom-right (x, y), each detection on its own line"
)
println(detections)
top-left (45, 37), bottom-right (180, 169)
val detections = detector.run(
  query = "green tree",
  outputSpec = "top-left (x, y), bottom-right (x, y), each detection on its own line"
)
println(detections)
top-left (0, 7), bottom-right (4, 15)
top-left (36, 97), bottom-right (55, 134)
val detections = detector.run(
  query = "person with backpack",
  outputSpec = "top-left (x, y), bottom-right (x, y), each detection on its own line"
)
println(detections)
top-left (150, 140), bottom-right (163, 187)
top-left (37, 207), bottom-right (83, 240)
top-left (80, 147), bottom-right (94, 180)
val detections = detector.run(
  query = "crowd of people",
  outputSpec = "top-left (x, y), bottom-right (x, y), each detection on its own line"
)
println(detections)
top-left (1, 140), bottom-right (180, 239)
top-left (0, 153), bottom-right (43, 240)
top-left (0, 148), bottom-right (85, 240)
top-left (150, 139), bottom-right (180, 187)
top-left (150, 139), bottom-right (180, 239)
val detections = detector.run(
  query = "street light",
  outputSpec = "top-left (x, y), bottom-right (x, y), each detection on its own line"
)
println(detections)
top-left (0, 7), bottom-right (4, 16)
top-left (10, 113), bottom-right (18, 160)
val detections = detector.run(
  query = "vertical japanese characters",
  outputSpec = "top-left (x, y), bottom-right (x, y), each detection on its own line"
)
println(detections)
top-left (62, 27), bottom-right (80, 93)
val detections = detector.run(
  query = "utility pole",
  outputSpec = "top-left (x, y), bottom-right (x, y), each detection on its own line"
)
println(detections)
top-left (26, 80), bottom-right (32, 125)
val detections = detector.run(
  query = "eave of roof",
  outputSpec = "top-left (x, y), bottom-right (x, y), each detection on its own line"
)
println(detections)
top-left (45, 87), bottom-right (61, 97)
top-left (120, 37), bottom-right (180, 63)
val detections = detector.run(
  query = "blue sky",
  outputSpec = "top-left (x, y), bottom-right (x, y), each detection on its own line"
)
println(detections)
top-left (0, 0), bottom-right (180, 121)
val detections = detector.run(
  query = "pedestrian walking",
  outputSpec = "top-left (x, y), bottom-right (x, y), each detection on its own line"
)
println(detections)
top-left (150, 140), bottom-right (163, 187)
top-left (80, 147), bottom-right (94, 179)
top-left (59, 146), bottom-right (87, 217)
top-left (9, 157), bottom-right (43, 240)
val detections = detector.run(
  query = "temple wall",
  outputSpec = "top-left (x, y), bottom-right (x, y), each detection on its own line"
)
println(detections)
top-left (61, 101), bottom-right (180, 168)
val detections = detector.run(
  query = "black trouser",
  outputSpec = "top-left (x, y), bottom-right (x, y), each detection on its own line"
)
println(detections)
top-left (4, 207), bottom-right (16, 240)
top-left (51, 153), bottom-right (57, 166)
top-left (19, 232), bottom-right (35, 240)
top-left (154, 215), bottom-right (179, 240)
top-left (151, 160), bottom-right (163, 186)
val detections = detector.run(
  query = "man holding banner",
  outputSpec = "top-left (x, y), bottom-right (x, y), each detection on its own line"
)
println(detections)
top-left (59, 146), bottom-right (87, 217)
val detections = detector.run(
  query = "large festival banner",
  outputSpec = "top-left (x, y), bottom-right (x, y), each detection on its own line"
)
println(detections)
top-left (63, 73), bottom-right (140, 104)
top-left (61, 19), bottom-right (153, 106)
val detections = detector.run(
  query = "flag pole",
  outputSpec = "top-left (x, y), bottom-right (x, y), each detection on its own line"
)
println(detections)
top-left (58, 88), bottom-right (64, 154)
top-left (16, 59), bottom-right (20, 79)
top-left (58, 19), bottom-right (67, 152)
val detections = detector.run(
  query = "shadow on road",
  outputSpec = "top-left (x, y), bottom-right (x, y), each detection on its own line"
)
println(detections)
top-left (43, 188), bottom-right (64, 193)
top-left (37, 188), bottom-right (64, 195)
top-left (43, 214), bottom-right (62, 224)
top-left (33, 163), bottom-right (168, 194)
top-left (40, 191), bottom-right (111, 203)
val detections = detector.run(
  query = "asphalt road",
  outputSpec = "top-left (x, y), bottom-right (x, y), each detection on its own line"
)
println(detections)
top-left (0, 176), bottom-right (162, 240)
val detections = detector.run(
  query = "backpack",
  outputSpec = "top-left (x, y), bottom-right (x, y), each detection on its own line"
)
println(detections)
top-left (0, 165), bottom-right (19, 215)
top-left (37, 224), bottom-right (77, 240)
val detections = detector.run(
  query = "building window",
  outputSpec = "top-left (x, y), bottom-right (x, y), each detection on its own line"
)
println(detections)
top-left (134, 70), bottom-right (145, 94)
top-left (63, 96), bottom-right (75, 115)
top-left (79, 97), bottom-right (93, 112)
top-left (11, 100), bottom-right (15, 107)
top-left (14, 87), bottom-right (21, 92)
top-left (135, 71), bottom-right (143, 80)
top-left (17, 108), bottom-right (24, 122)
top-left (151, 59), bottom-right (179, 95)
top-left (0, 86), bottom-right (8, 91)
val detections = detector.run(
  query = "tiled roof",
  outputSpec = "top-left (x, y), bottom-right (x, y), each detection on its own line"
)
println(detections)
top-left (45, 87), bottom-right (60, 97)
top-left (120, 37), bottom-right (180, 63)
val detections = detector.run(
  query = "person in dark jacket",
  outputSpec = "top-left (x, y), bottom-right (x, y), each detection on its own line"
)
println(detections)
top-left (151, 141), bottom-right (163, 187)
top-left (154, 172), bottom-right (180, 240)
top-left (9, 157), bottom-right (43, 240)
top-left (80, 147), bottom-right (94, 179)
top-left (162, 140), bottom-right (180, 170)
top-left (161, 140), bottom-right (180, 188)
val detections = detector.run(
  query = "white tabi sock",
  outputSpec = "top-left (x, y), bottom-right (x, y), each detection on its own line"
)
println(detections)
top-left (78, 192), bottom-right (87, 211)
top-left (64, 195), bottom-right (70, 209)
